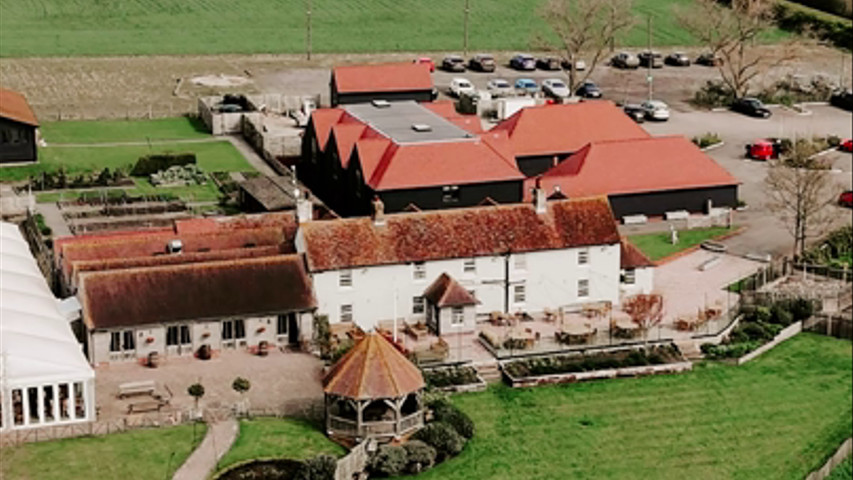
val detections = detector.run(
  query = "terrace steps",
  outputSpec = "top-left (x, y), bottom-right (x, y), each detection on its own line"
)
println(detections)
top-left (473, 362), bottom-right (503, 383)
top-left (674, 340), bottom-right (704, 361)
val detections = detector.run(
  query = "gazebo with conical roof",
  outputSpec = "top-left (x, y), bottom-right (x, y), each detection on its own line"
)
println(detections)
top-left (323, 333), bottom-right (425, 441)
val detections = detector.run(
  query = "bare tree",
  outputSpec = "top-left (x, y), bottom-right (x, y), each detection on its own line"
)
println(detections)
top-left (535, 0), bottom-right (635, 92)
top-left (765, 142), bottom-right (838, 259)
top-left (622, 294), bottom-right (664, 343)
top-left (676, 0), bottom-right (801, 98)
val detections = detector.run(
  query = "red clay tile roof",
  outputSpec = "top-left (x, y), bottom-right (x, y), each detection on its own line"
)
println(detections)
top-left (310, 108), bottom-right (345, 153)
top-left (332, 63), bottom-right (433, 94)
top-left (80, 254), bottom-right (316, 330)
top-left (423, 273), bottom-right (478, 307)
top-left (0, 87), bottom-right (38, 126)
top-left (300, 197), bottom-right (620, 271)
top-left (620, 238), bottom-right (654, 269)
top-left (331, 123), bottom-right (368, 168)
top-left (491, 101), bottom-right (649, 158)
top-left (526, 136), bottom-right (740, 200)
top-left (323, 333), bottom-right (425, 400)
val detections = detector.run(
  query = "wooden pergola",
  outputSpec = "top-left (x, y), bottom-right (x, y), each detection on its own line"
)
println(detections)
top-left (323, 333), bottom-right (425, 442)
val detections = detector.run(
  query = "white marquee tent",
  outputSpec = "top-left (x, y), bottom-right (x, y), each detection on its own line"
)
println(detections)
top-left (1, 221), bottom-right (95, 431)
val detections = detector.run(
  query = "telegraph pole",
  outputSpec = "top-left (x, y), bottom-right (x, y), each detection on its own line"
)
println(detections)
top-left (463, 0), bottom-right (470, 57)
top-left (306, 0), bottom-right (313, 61)
top-left (646, 15), bottom-right (653, 101)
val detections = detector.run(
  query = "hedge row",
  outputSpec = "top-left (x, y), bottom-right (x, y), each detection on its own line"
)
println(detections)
top-left (130, 152), bottom-right (196, 176)
top-left (775, 1), bottom-right (853, 50)
top-left (504, 345), bottom-right (683, 379)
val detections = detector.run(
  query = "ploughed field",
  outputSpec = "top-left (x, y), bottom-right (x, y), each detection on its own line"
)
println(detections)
top-left (2, 0), bottom-right (729, 58)
top-left (419, 334), bottom-right (853, 480)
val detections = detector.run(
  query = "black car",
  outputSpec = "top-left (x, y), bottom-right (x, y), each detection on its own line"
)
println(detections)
top-left (696, 52), bottom-right (722, 66)
top-left (510, 53), bottom-right (536, 71)
top-left (830, 89), bottom-right (853, 111)
top-left (468, 54), bottom-right (496, 72)
top-left (732, 97), bottom-right (772, 118)
top-left (638, 51), bottom-right (663, 68)
top-left (575, 81), bottom-right (602, 98)
top-left (536, 57), bottom-right (561, 71)
top-left (441, 55), bottom-right (466, 72)
top-left (623, 104), bottom-right (645, 123)
top-left (665, 52), bottom-right (690, 66)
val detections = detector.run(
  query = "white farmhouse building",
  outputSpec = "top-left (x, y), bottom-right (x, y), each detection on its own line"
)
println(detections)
top-left (296, 193), bottom-right (649, 331)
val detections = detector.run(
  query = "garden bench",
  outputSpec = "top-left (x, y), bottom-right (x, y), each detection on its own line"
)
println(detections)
top-left (126, 399), bottom-right (166, 414)
top-left (117, 380), bottom-right (156, 399)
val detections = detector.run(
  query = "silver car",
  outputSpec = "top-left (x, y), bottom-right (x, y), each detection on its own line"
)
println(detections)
top-left (542, 78), bottom-right (571, 99)
top-left (612, 52), bottom-right (640, 69)
top-left (487, 78), bottom-right (514, 97)
top-left (640, 100), bottom-right (670, 121)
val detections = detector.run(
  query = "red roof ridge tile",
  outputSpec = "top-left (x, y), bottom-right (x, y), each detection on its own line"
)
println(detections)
top-left (0, 87), bottom-right (38, 126)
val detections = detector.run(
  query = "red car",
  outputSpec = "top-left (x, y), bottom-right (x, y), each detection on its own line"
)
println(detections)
top-left (414, 57), bottom-right (435, 72)
top-left (840, 138), bottom-right (852, 152)
top-left (746, 139), bottom-right (777, 161)
top-left (839, 190), bottom-right (853, 208)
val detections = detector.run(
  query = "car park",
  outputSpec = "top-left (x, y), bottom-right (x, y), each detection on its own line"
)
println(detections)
top-left (536, 57), bottom-right (561, 71)
top-left (514, 78), bottom-right (538, 95)
top-left (638, 51), bottom-right (664, 68)
top-left (611, 52), bottom-right (640, 69)
top-left (732, 97), bottom-right (771, 118)
top-left (640, 100), bottom-right (670, 121)
top-left (839, 190), bottom-right (853, 208)
top-left (510, 53), bottom-right (536, 71)
top-left (562, 59), bottom-right (587, 71)
top-left (449, 77), bottom-right (475, 97)
top-left (830, 89), bottom-right (853, 111)
top-left (487, 78), bottom-right (514, 97)
top-left (468, 54), bottom-right (496, 72)
top-left (542, 78), bottom-right (571, 99)
top-left (840, 138), bottom-right (853, 152)
top-left (413, 57), bottom-right (435, 72)
top-left (665, 52), bottom-right (690, 66)
top-left (441, 55), bottom-right (466, 72)
top-left (575, 81), bottom-right (602, 98)
top-left (623, 104), bottom-right (645, 123)
top-left (696, 52), bottom-right (723, 66)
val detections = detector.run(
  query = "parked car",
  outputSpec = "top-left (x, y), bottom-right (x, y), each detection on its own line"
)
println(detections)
top-left (611, 52), bottom-right (640, 69)
top-left (561, 59), bottom-right (587, 71)
top-left (542, 78), bottom-right (571, 99)
top-left (665, 52), bottom-right (691, 66)
top-left (536, 57), bottom-right (561, 71)
top-left (696, 52), bottom-right (723, 66)
top-left (441, 55), bottom-right (466, 72)
top-left (575, 81), bottom-right (602, 98)
top-left (514, 78), bottom-right (538, 95)
top-left (746, 139), bottom-right (780, 161)
top-left (638, 51), bottom-right (664, 68)
top-left (830, 89), bottom-right (853, 111)
top-left (414, 57), bottom-right (435, 72)
top-left (469, 54), bottom-right (496, 72)
top-left (487, 78), bottom-right (514, 97)
top-left (510, 53), bottom-right (536, 71)
top-left (640, 100), bottom-right (670, 121)
top-left (623, 104), bottom-right (645, 123)
top-left (449, 77), bottom-right (475, 97)
top-left (840, 138), bottom-right (853, 152)
top-left (732, 97), bottom-right (771, 118)
top-left (839, 190), bottom-right (853, 208)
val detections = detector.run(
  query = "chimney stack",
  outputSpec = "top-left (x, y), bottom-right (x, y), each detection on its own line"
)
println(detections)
top-left (372, 196), bottom-right (386, 226)
top-left (295, 188), bottom-right (312, 223)
top-left (534, 178), bottom-right (546, 214)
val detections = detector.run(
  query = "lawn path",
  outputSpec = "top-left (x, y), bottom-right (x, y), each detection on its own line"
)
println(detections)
top-left (173, 417), bottom-right (239, 480)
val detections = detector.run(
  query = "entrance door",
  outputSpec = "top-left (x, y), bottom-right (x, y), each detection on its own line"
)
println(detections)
top-left (288, 313), bottom-right (299, 345)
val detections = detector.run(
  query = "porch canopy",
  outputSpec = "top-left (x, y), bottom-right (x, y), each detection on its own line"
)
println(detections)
top-left (323, 333), bottom-right (425, 441)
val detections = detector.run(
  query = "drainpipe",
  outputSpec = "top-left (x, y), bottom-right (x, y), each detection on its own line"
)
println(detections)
top-left (504, 251), bottom-right (510, 313)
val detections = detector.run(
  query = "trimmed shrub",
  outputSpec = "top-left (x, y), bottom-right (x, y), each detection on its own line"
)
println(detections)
top-left (430, 401), bottom-right (475, 439)
top-left (369, 444), bottom-right (408, 477)
top-left (790, 297), bottom-right (816, 321)
top-left (293, 454), bottom-right (337, 480)
top-left (130, 152), bottom-right (196, 176)
top-left (412, 421), bottom-right (466, 460)
top-left (769, 304), bottom-right (795, 326)
top-left (404, 440), bottom-right (437, 474)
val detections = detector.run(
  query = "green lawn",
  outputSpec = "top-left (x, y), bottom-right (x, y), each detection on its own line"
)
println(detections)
top-left (418, 334), bottom-right (852, 480)
top-left (826, 455), bottom-right (852, 480)
top-left (0, 423), bottom-right (206, 480)
top-left (40, 117), bottom-right (210, 144)
top-left (0, 0), bottom-right (788, 58)
top-left (629, 226), bottom-right (732, 261)
top-left (0, 141), bottom-right (252, 182)
top-left (217, 418), bottom-right (345, 472)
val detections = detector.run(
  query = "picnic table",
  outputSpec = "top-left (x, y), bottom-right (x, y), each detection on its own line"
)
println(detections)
top-left (556, 323), bottom-right (596, 345)
top-left (117, 380), bottom-right (156, 399)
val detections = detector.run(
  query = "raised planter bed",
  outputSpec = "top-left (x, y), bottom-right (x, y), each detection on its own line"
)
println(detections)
top-left (700, 241), bottom-right (727, 253)
top-left (422, 365), bottom-right (487, 394)
top-left (736, 321), bottom-right (801, 365)
top-left (503, 360), bottom-right (693, 388)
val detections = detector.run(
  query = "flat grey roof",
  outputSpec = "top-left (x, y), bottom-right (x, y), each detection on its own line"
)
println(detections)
top-left (343, 101), bottom-right (474, 144)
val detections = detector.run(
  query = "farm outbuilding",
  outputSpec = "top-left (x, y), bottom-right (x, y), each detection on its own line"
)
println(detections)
top-left (0, 87), bottom-right (39, 163)
top-left (0, 222), bottom-right (96, 432)
top-left (330, 63), bottom-right (434, 106)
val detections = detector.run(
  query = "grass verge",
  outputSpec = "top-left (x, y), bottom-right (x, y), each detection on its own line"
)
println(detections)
top-left (40, 117), bottom-right (210, 144)
top-left (418, 333), bottom-right (852, 480)
top-left (0, 423), bottom-right (206, 480)
top-left (628, 226), bottom-right (732, 261)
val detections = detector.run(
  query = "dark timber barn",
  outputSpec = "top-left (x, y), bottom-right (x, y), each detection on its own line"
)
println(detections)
top-left (0, 87), bottom-right (38, 163)
top-left (330, 63), bottom-right (435, 107)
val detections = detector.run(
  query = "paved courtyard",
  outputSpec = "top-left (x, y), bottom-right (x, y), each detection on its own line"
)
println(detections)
top-left (94, 349), bottom-right (325, 422)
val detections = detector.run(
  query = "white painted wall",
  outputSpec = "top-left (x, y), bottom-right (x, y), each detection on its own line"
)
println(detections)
top-left (310, 243), bottom-right (622, 331)
top-left (619, 266), bottom-right (655, 298)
